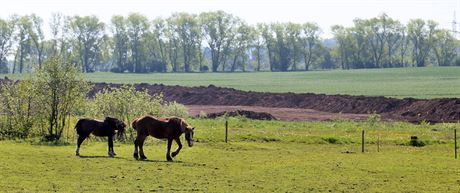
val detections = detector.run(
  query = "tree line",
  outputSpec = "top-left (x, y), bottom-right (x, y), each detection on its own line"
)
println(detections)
top-left (0, 11), bottom-right (458, 73)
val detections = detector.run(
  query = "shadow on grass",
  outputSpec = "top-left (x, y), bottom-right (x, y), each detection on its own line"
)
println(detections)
top-left (78, 155), bottom-right (125, 159)
top-left (135, 159), bottom-right (207, 167)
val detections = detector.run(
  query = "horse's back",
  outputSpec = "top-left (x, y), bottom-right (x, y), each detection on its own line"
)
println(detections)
top-left (135, 115), bottom-right (171, 139)
top-left (76, 118), bottom-right (107, 136)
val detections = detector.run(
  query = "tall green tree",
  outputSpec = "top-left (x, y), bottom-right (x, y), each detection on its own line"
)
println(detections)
top-left (407, 19), bottom-right (437, 67)
top-left (231, 22), bottom-right (254, 72)
top-left (200, 11), bottom-right (238, 72)
top-left (286, 22), bottom-right (301, 70)
top-left (70, 15), bottom-right (105, 72)
top-left (110, 15), bottom-right (129, 72)
top-left (169, 12), bottom-right (201, 72)
top-left (432, 29), bottom-right (457, 66)
top-left (14, 15), bottom-right (33, 73)
top-left (0, 17), bottom-right (15, 73)
top-left (29, 14), bottom-right (46, 68)
top-left (127, 13), bottom-right (149, 72)
top-left (300, 22), bottom-right (321, 71)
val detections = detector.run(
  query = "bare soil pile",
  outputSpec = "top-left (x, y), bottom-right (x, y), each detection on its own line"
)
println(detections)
top-left (2, 78), bottom-right (457, 123)
top-left (205, 110), bottom-right (277, 120)
top-left (88, 82), bottom-right (460, 123)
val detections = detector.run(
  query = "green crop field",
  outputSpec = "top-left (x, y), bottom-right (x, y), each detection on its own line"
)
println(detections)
top-left (1, 118), bottom-right (459, 192)
top-left (3, 67), bottom-right (460, 99)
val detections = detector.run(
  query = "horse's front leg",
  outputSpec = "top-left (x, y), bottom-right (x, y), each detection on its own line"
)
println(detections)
top-left (108, 136), bottom-right (115, 157)
top-left (171, 137), bottom-right (182, 158)
top-left (166, 138), bottom-right (173, 161)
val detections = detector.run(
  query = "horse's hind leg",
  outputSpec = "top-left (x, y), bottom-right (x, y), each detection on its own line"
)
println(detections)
top-left (138, 136), bottom-right (147, 160)
top-left (133, 138), bottom-right (139, 160)
top-left (166, 138), bottom-right (173, 161)
top-left (76, 135), bottom-right (87, 156)
top-left (171, 137), bottom-right (182, 158)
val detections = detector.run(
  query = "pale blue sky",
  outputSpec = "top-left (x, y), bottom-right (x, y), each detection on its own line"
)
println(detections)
top-left (0, 0), bottom-right (457, 38)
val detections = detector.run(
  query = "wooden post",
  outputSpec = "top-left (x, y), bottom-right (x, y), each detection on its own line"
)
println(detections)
top-left (455, 129), bottom-right (457, 159)
top-left (225, 120), bottom-right (228, 143)
top-left (361, 130), bottom-right (365, 153)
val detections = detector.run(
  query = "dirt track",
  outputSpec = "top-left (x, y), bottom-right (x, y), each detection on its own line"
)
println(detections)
top-left (87, 82), bottom-right (460, 123)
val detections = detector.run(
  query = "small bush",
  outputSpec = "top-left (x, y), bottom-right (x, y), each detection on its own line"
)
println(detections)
top-left (86, 85), bottom-right (164, 141)
top-left (0, 80), bottom-right (36, 139)
top-left (161, 101), bottom-right (189, 118)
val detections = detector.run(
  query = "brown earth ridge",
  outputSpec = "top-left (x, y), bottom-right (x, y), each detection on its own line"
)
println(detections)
top-left (87, 82), bottom-right (460, 124)
top-left (1, 78), bottom-right (458, 123)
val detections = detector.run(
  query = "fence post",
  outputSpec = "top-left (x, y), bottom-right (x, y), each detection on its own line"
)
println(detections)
top-left (362, 129), bottom-right (365, 153)
top-left (225, 120), bottom-right (228, 143)
top-left (455, 129), bottom-right (457, 159)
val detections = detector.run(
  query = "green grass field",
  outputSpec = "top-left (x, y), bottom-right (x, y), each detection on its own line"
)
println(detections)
top-left (1, 118), bottom-right (459, 192)
top-left (3, 67), bottom-right (460, 99)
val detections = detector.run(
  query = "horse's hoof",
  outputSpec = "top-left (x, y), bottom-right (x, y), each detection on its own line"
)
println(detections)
top-left (140, 155), bottom-right (147, 160)
top-left (75, 153), bottom-right (80, 156)
top-left (171, 152), bottom-right (178, 157)
top-left (133, 153), bottom-right (139, 160)
top-left (108, 152), bottom-right (115, 157)
top-left (167, 157), bottom-right (173, 162)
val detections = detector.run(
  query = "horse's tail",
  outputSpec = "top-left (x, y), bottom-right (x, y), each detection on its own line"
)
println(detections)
top-left (131, 118), bottom-right (138, 131)
top-left (75, 119), bottom-right (85, 135)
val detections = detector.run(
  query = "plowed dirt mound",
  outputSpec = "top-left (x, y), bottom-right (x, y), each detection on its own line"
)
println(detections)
top-left (2, 78), bottom-right (458, 123)
top-left (88, 82), bottom-right (460, 123)
top-left (205, 110), bottom-right (277, 120)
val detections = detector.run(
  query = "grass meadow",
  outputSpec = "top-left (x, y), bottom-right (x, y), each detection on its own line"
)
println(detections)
top-left (1, 118), bottom-right (459, 192)
top-left (2, 67), bottom-right (460, 192)
top-left (3, 67), bottom-right (460, 99)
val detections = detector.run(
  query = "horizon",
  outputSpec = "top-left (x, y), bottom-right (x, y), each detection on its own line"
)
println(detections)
top-left (0, 0), bottom-right (458, 38)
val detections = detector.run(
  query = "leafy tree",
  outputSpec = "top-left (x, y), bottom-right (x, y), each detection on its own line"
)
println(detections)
top-left (407, 19), bottom-right (437, 67)
top-left (285, 22), bottom-right (301, 70)
top-left (110, 15), bottom-right (129, 72)
top-left (200, 11), bottom-right (238, 72)
top-left (127, 13), bottom-right (149, 73)
top-left (432, 29), bottom-right (457, 66)
top-left (29, 14), bottom-right (46, 68)
top-left (0, 17), bottom-right (15, 73)
top-left (253, 23), bottom-right (266, 71)
top-left (231, 22), bottom-right (254, 71)
top-left (13, 15), bottom-right (33, 73)
top-left (33, 56), bottom-right (90, 141)
top-left (169, 12), bottom-right (201, 72)
top-left (152, 18), bottom-right (169, 67)
top-left (70, 15), bottom-right (105, 72)
top-left (300, 22), bottom-right (321, 71)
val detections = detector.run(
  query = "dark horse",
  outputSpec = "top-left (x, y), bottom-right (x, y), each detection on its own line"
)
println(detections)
top-left (132, 115), bottom-right (195, 161)
top-left (75, 117), bottom-right (126, 157)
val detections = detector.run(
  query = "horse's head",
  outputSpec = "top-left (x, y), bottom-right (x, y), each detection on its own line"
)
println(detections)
top-left (104, 117), bottom-right (126, 138)
top-left (169, 117), bottom-right (195, 147)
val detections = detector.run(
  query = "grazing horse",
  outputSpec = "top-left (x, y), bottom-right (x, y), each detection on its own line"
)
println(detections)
top-left (132, 115), bottom-right (195, 161)
top-left (75, 117), bottom-right (126, 157)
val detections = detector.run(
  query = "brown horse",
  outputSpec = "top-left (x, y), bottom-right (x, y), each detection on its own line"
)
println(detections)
top-left (75, 117), bottom-right (126, 157)
top-left (132, 115), bottom-right (195, 161)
